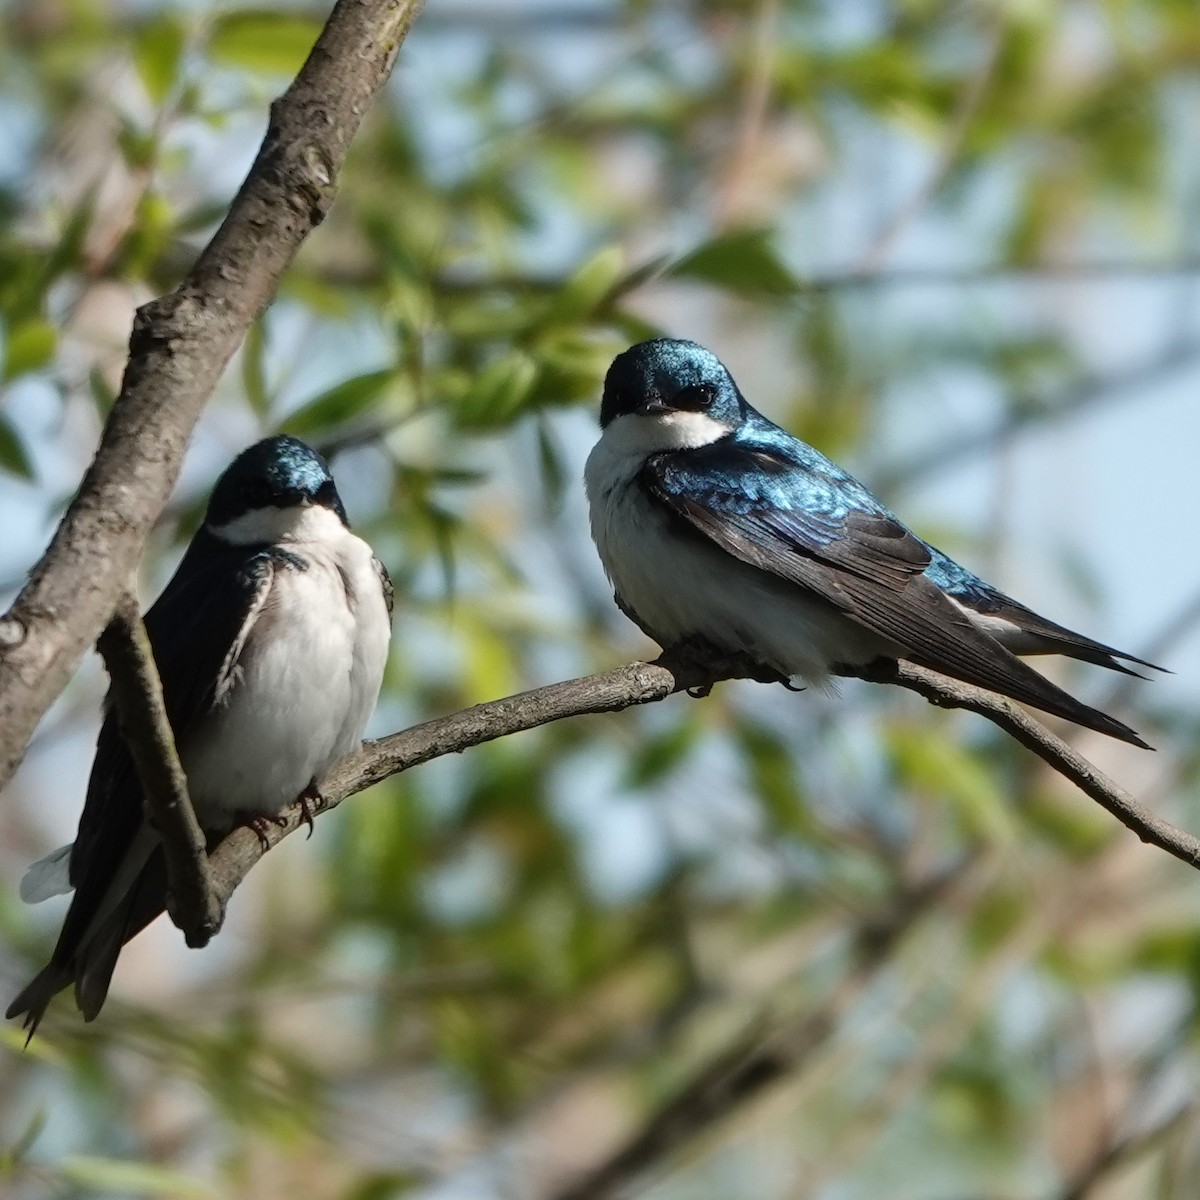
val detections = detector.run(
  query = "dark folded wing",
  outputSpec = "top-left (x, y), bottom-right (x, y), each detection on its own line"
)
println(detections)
top-left (71, 535), bottom-right (276, 876)
top-left (642, 440), bottom-right (1148, 747)
top-left (374, 555), bottom-right (395, 620)
top-left (56, 539), bottom-right (278, 976)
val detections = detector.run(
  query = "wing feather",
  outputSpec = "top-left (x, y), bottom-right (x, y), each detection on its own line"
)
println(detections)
top-left (642, 435), bottom-right (1148, 748)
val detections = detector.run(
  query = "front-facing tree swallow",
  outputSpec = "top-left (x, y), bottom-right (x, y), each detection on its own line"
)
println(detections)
top-left (585, 338), bottom-right (1156, 747)
top-left (8, 435), bottom-right (393, 1033)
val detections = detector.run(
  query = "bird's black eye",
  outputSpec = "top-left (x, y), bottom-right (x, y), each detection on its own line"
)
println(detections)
top-left (672, 383), bottom-right (715, 412)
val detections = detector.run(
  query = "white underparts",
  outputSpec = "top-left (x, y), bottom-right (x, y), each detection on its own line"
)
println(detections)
top-left (594, 410), bottom-right (733, 467)
top-left (183, 510), bottom-right (391, 827)
top-left (947, 596), bottom-right (1033, 651)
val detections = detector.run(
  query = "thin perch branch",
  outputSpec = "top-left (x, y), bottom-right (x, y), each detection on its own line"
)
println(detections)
top-left (206, 654), bottom-right (1198, 921)
top-left (96, 593), bottom-right (222, 948)
top-left (846, 659), bottom-right (1200, 867)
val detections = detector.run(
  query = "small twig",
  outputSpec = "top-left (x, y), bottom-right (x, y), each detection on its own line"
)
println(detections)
top-left (1056, 1101), bottom-right (1194, 1200)
top-left (714, 0), bottom-right (781, 228)
top-left (876, 339), bottom-right (1200, 490)
top-left (847, 660), bottom-right (1200, 867)
top-left (306, 256), bottom-right (1200, 295)
top-left (96, 592), bottom-right (222, 948)
top-left (1103, 585), bottom-right (1200, 715)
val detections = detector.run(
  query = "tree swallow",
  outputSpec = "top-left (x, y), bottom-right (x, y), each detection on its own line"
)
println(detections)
top-left (585, 338), bottom-right (1157, 748)
top-left (8, 435), bottom-right (393, 1033)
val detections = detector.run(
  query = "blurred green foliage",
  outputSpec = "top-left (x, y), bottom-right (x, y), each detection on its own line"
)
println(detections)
top-left (2, 1), bottom-right (1200, 1198)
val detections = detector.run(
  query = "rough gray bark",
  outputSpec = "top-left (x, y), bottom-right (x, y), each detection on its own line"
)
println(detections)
top-left (96, 593), bottom-right (222, 947)
top-left (0, 0), bottom-right (426, 796)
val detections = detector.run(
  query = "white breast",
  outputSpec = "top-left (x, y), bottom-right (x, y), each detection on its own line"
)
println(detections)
top-left (183, 506), bottom-right (391, 827)
top-left (584, 414), bottom-right (889, 684)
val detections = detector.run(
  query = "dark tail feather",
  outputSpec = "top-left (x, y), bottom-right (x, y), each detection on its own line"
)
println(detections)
top-left (75, 849), bottom-right (169, 1020)
top-left (1012, 628), bottom-right (1164, 678)
top-left (75, 894), bottom-right (137, 1022)
top-left (7, 847), bottom-right (168, 1039)
top-left (5, 899), bottom-right (134, 1039)
top-left (5, 964), bottom-right (73, 1043)
top-left (969, 597), bottom-right (1167, 676)
top-left (909, 647), bottom-right (1152, 749)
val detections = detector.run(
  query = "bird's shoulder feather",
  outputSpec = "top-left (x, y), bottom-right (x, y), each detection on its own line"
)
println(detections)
top-left (641, 426), bottom-right (931, 593)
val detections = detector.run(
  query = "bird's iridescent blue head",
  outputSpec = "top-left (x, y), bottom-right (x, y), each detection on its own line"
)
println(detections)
top-left (600, 338), bottom-right (746, 430)
top-left (206, 435), bottom-right (347, 529)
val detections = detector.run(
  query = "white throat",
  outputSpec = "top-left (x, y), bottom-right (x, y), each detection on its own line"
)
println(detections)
top-left (585, 410), bottom-right (733, 493)
top-left (208, 502), bottom-right (348, 547)
top-left (606, 410), bottom-right (731, 455)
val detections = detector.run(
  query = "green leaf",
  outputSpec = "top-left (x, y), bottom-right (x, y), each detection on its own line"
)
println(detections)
top-left (60, 1156), bottom-right (215, 1197)
top-left (89, 367), bottom-right (117, 415)
top-left (671, 228), bottom-right (797, 297)
top-left (452, 353), bottom-right (538, 430)
top-left (535, 418), bottom-right (567, 512)
top-left (3, 319), bottom-right (57, 381)
top-left (887, 727), bottom-right (1015, 844)
top-left (282, 369), bottom-right (395, 437)
top-left (0, 414), bottom-right (33, 479)
top-left (0, 1108), bottom-right (46, 1176)
top-left (339, 1172), bottom-right (423, 1200)
top-left (208, 11), bottom-right (321, 76)
top-left (554, 246), bottom-right (625, 319)
top-left (737, 723), bottom-right (812, 835)
top-left (134, 15), bottom-right (186, 104)
top-left (241, 319), bottom-right (271, 417)
top-left (623, 722), bottom-right (696, 788)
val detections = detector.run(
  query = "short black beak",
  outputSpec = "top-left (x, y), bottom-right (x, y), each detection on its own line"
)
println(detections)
top-left (640, 396), bottom-right (670, 415)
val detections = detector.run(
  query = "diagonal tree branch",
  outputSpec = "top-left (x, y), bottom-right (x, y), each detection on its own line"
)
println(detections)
top-left (0, 0), bottom-right (426, 797)
top-left (846, 659), bottom-right (1200, 865)
top-left (95, 592), bottom-right (222, 949)
top-left (205, 654), bottom-right (1198, 920)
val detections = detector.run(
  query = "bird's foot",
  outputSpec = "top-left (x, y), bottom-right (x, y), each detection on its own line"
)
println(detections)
top-left (234, 811), bottom-right (290, 852)
top-left (294, 781), bottom-right (328, 840)
top-left (657, 637), bottom-right (794, 695)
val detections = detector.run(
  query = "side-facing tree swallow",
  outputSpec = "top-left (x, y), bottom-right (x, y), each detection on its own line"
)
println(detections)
top-left (8, 435), bottom-right (393, 1033)
top-left (585, 338), bottom-right (1157, 747)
